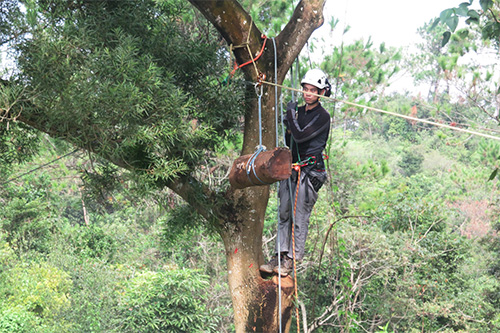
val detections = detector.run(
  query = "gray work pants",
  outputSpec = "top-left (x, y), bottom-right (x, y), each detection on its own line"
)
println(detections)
top-left (276, 169), bottom-right (327, 260)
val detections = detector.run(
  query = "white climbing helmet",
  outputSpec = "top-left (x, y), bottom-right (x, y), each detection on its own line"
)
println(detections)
top-left (301, 68), bottom-right (328, 90)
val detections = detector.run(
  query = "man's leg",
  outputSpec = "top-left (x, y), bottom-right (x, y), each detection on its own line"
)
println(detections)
top-left (260, 179), bottom-right (293, 274)
top-left (275, 171), bottom-right (320, 277)
top-left (277, 178), bottom-right (293, 255)
top-left (289, 171), bottom-right (320, 261)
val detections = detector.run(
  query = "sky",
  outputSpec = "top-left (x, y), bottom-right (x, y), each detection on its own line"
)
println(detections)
top-left (319, 0), bottom-right (478, 48)
top-left (305, 0), bottom-right (483, 94)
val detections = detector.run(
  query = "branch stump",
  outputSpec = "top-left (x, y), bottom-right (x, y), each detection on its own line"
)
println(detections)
top-left (229, 147), bottom-right (292, 189)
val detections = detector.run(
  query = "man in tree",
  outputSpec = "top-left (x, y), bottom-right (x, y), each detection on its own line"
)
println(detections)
top-left (260, 68), bottom-right (331, 277)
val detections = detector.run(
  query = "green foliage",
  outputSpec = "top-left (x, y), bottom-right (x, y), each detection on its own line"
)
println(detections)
top-left (0, 122), bottom-right (40, 176)
top-left (385, 117), bottom-right (420, 142)
top-left (0, 305), bottom-right (42, 333)
top-left (2, 1), bottom-right (500, 332)
top-left (117, 268), bottom-right (219, 332)
top-left (51, 254), bottom-right (125, 332)
top-left (0, 261), bottom-right (71, 321)
top-left (242, 0), bottom-right (295, 36)
top-left (435, 0), bottom-right (500, 48)
top-left (1, 177), bottom-right (56, 253)
top-left (398, 148), bottom-right (424, 177)
top-left (0, 231), bottom-right (15, 270)
top-left (65, 224), bottom-right (117, 262)
top-left (477, 139), bottom-right (500, 168)
top-left (12, 0), bottom-right (245, 186)
top-left (356, 158), bottom-right (390, 180)
top-left (159, 203), bottom-right (207, 245)
top-left (319, 39), bottom-right (402, 110)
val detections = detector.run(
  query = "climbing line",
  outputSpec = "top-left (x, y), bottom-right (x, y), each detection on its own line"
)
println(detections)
top-left (259, 80), bottom-right (500, 142)
top-left (291, 164), bottom-right (301, 333)
top-left (272, 37), bottom-right (283, 333)
top-left (245, 83), bottom-right (270, 186)
top-left (256, 84), bottom-right (264, 147)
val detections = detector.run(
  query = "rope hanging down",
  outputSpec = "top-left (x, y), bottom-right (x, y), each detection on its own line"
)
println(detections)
top-left (258, 80), bottom-right (500, 142)
top-left (290, 163), bottom-right (302, 332)
top-left (245, 83), bottom-right (271, 186)
top-left (272, 36), bottom-right (283, 333)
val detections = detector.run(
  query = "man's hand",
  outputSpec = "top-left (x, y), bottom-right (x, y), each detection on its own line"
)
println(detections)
top-left (286, 101), bottom-right (298, 112)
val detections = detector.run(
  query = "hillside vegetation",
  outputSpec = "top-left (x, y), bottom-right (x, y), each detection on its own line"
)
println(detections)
top-left (2, 0), bottom-right (500, 331)
top-left (2, 104), bottom-right (500, 331)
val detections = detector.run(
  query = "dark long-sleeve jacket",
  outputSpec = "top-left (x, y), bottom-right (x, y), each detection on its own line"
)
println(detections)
top-left (285, 103), bottom-right (330, 170)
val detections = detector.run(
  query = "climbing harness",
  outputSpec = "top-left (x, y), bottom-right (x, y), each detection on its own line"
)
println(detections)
top-left (292, 156), bottom-right (316, 169)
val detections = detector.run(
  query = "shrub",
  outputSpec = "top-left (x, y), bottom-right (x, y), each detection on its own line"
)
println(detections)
top-left (0, 261), bottom-right (71, 321)
top-left (0, 231), bottom-right (15, 270)
top-left (117, 267), bottom-right (219, 332)
top-left (398, 148), bottom-right (424, 177)
top-left (0, 305), bottom-right (42, 333)
top-left (67, 223), bottom-right (117, 261)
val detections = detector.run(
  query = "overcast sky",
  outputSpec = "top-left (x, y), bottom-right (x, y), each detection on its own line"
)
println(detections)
top-left (318, 0), bottom-right (478, 48)
top-left (305, 0), bottom-right (482, 94)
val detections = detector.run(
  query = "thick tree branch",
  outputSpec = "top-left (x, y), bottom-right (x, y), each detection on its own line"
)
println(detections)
top-left (188, 0), bottom-right (263, 81)
top-left (188, 0), bottom-right (326, 84)
top-left (12, 93), bottom-right (225, 226)
top-left (275, 0), bottom-right (326, 80)
top-left (166, 175), bottom-right (229, 226)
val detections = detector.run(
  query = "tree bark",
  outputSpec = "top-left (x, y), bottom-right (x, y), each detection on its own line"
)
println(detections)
top-left (228, 147), bottom-right (292, 189)
top-left (188, 1), bottom-right (326, 331)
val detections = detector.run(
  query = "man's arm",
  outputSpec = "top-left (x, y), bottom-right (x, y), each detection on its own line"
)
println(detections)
top-left (286, 108), bottom-right (330, 143)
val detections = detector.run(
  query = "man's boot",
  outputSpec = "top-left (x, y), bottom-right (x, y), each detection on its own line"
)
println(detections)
top-left (259, 255), bottom-right (279, 274)
top-left (273, 255), bottom-right (293, 277)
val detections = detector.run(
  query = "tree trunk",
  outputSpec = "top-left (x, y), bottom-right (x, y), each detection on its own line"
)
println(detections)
top-left (221, 199), bottom-right (296, 331)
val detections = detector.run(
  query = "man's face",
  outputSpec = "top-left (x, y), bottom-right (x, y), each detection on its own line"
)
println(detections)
top-left (302, 83), bottom-right (320, 105)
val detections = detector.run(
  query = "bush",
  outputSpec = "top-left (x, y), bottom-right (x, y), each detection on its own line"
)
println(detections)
top-left (117, 267), bottom-right (219, 332)
top-left (0, 305), bottom-right (42, 333)
top-left (66, 223), bottom-right (117, 262)
top-left (0, 231), bottom-right (15, 270)
top-left (398, 148), bottom-right (424, 177)
top-left (0, 261), bottom-right (71, 321)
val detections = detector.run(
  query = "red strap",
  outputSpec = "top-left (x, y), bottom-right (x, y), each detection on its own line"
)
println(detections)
top-left (229, 35), bottom-right (268, 77)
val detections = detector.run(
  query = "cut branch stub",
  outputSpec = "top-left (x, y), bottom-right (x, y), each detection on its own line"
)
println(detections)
top-left (229, 147), bottom-right (292, 189)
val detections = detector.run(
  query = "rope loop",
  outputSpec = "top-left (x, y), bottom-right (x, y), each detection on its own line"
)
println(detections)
top-left (255, 82), bottom-right (263, 98)
top-left (245, 145), bottom-right (270, 186)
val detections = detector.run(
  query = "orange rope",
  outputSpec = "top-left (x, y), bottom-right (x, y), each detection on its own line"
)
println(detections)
top-left (291, 164), bottom-right (301, 332)
top-left (229, 35), bottom-right (268, 77)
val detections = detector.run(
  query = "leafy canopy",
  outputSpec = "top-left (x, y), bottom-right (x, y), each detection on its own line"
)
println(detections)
top-left (434, 0), bottom-right (499, 47)
top-left (5, 0), bottom-right (245, 185)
